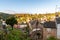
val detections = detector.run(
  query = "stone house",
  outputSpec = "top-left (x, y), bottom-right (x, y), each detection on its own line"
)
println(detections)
top-left (29, 20), bottom-right (57, 40)
top-left (43, 21), bottom-right (57, 40)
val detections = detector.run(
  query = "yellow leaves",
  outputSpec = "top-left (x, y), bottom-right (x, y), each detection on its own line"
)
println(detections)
top-left (15, 13), bottom-right (59, 22)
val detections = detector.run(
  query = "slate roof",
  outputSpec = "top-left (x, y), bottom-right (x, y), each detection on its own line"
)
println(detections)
top-left (56, 17), bottom-right (60, 24)
top-left (43, 21), bottom-right (56, 28)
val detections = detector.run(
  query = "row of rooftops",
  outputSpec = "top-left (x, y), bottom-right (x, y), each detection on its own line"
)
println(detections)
top-left (29, 15), bottom-right (60, 29)
top-left (43, 21), bottom-right (56, 28)
top-left (29, 20), bottom-right (57, 28)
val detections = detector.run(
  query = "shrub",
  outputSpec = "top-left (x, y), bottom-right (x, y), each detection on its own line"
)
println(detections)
top-left (47, 36), bottom-right (57, 40)
top-left (0, 27), bottom-right (31, 40)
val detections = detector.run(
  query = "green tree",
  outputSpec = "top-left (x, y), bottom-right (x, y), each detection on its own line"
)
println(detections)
top-left (6, 17), bottom-right (17, 30)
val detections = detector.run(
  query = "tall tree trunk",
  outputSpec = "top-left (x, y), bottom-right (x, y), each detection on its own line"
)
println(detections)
top-left (11, 25), bottom-right (13, 30)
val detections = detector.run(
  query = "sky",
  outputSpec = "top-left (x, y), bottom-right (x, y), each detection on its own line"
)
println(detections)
top-left (0, 0), bottom-right (60, 14)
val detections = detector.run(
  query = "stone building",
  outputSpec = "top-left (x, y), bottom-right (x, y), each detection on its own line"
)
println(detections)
top-left (29, 20), bottom-right (57, 40)
top-left (43, 21), bottom-right (57, 40)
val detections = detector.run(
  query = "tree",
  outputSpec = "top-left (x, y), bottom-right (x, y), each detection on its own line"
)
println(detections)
top-left (6, 17), bottom-right (18, 30)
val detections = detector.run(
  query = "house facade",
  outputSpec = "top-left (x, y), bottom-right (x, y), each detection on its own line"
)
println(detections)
top-left (29, 20), bottom-right (57, 40)
top-left (43, 21), bottom-right (57, 40)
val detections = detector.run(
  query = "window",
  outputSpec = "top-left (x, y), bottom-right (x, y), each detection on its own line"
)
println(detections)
top-left (47, 28), bottom-right (51, 32)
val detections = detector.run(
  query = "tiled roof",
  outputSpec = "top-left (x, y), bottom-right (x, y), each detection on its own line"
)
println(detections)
top-left (44, 21), bottom-right (56, 28)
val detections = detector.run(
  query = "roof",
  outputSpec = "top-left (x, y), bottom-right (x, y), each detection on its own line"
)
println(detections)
top-left (56, 17), bottom-right (60, 24)
top-left (29, 20), bottom-right (38, 25)
top-left (43, 21), bottom-right (56, 28)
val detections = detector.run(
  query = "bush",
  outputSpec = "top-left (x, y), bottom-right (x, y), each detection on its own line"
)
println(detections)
top-left (47, 36), bottom-right (57, 40)
top-left (0, 27), bottom-right (31, 40)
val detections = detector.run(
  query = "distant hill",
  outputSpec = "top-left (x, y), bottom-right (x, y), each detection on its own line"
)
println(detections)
top-left (0, 12), bottom-right (14, 20)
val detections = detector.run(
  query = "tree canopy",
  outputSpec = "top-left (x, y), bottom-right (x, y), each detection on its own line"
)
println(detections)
top-left (6, 17), bottom-right (18, 30)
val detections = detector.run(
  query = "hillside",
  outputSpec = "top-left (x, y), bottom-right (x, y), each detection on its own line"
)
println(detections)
top-left (0, 12), bottom-right (14, 20)
top-left (14, 12), bottom-right (60, 22)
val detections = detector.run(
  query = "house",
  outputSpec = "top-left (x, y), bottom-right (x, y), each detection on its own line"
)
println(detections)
top-left (29, 19), bottom-right (43, 40)
top-left (29, 20), bottom-right (57, 40)
top-left (43, 21), bottom-right (57, 40)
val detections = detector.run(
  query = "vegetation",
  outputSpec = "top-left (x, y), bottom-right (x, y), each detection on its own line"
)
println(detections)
top-left (0, 26), bottom-right (31, 40)
top-left (14, 12), bottom-right (60, 22)
top-left (6, 16), bottom-right (18, 30)
top-left (0, 12), bottom-right (14, 20)
top-left (47, 36), bottom-right (57, 40)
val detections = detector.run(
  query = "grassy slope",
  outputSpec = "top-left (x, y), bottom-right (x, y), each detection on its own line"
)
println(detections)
top-left (0, 12), bottom-right (14, 20)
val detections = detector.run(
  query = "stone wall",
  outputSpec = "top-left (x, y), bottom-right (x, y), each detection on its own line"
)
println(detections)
top-left (43, 28), bottom-right (57, 40)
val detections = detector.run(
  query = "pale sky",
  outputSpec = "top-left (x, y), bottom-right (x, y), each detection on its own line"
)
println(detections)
top-left (0, 0), bottom-right (60, 14)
